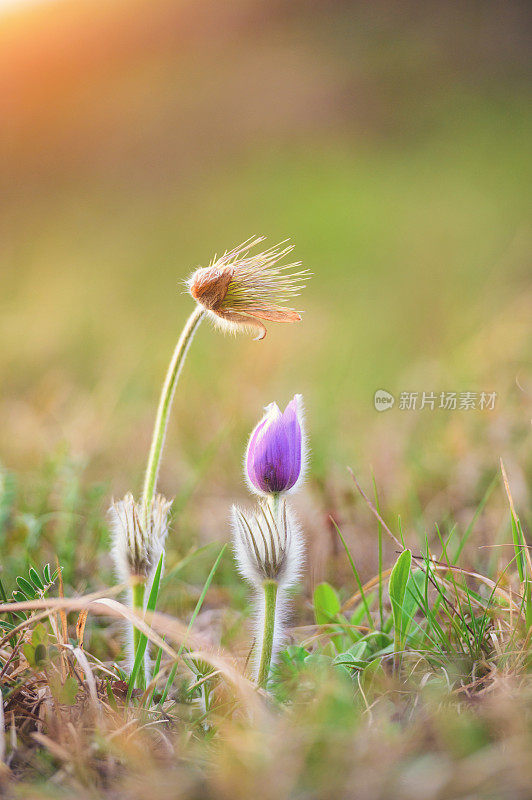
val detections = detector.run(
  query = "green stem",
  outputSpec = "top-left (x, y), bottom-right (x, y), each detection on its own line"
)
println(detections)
top-left (132, 581), bottom-right (147, 689)
top-left (257, 579), bottom-right (278, 689)
top-left (141, 305), bottom-right (205, 524)
top-left (269, 492), bottom-right (281, 519)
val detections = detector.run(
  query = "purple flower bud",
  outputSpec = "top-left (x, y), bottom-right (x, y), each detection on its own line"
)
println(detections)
top-left (246, 395), bottom-right (305, 495)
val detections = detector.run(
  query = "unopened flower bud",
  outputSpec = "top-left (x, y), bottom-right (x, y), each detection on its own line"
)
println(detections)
top-left (231, 500), bottom-right (303, 590)
top-left (109, 493), bottom-right (171, 584)
top-left (246, 394), bottom-right (305, 496)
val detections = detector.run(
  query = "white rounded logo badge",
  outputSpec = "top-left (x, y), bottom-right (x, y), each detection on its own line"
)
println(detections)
top-left (374, 389), bottom-right (395, 412)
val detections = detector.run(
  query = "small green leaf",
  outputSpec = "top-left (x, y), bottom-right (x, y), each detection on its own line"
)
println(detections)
top-left (32, 623), bottom-right (48, 646)
top-left (313, 582), bottom-right (341, 625)
top-left (43, 564), bottom-right (52, 584)
top-left (50, 675), bottom-right (79, 706)
top-left (334, 641), bottom-right (369, 668)
top-left (16, 576), bottom-right (36, 598)
top-left (105, 681), bottom-right (118, 711)
top-left (389, 549), bottom-right (412, 652)
top-left (61, 676), bottom-right (79, 705)
top-left (29, 568), bottom-right (45, 592)
top-left (400, 569), bottom-right (425, 640)
top-left (334, 663), bottom-right (353, 681)
top-left (23, 638), bottom-right (47, 668)
top-left (33, 643), bottom-right (48, 666)
top-left (360, 657), bottom-right (385, 693)
top-left (23, 642), bottom-right (36, 667)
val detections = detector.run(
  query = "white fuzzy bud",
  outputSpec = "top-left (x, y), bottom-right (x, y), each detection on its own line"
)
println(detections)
top-left (231, 500), bottom-right (303, 590)
top-left (109, 492), bottom-right (171, 586)
top-left (232, 499), bottom-right (304, 681)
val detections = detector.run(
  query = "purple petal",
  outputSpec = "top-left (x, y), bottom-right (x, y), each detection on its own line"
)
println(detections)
top-left (282, 398), bottom-right (302, 489)
top-left (246, 395), bottom-right (303, 493)
top-left (246, 404), bottom-right (280, 491)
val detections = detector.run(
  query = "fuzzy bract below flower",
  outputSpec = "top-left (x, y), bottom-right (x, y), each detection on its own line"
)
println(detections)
top-left (246, 394), bottom-right (305, 496)
top-left (187, 236), bottom-right (310, 340)
top-left (231, 500), bottom-right (303, 590)
top-left (109, 492), bottom-right (171, 584)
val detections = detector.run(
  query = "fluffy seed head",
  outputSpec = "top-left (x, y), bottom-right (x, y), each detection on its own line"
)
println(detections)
top-left (109, 493), bottom-right (171, 584)
top-left (231, 500), bottom-right (303, 589)
top-left (187, 236), bottom-right (310, 340)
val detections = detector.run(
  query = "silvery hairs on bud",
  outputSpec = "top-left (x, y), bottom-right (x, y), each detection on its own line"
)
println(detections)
top-left (109, 492), bottom-right (172, 586)
top-left (231, 500), bottom-right (304, 677)
top-left (109, 492), bottom-right (172, 671)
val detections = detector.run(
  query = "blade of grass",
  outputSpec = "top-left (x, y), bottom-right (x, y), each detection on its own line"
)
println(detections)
top-left (501, 459), bottom-right (532, 580)
top-left (389, 549), bottom-right (412, 671)
top-left (127, 552), bottom-right (165, 701)
top-left (329, 516), bottom-right (373, 630)
top-left (451, 472), bottom-right (498, 563)
top-left (348, 468), bottom-right (403, 551)
top-left (162, 542), bottom-right (219, 585)
top-left (158, 544), bottom-right (227, 707)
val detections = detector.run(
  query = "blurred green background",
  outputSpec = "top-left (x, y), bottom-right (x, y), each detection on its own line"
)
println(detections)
top-left (1, 0), bottom-right (530, 579)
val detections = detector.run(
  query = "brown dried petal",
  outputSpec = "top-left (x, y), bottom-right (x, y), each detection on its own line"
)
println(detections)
top-left (216, 309), bottom-right (267, 340)
top-left (189, 266), bottom-right (234, 310)
top-left (246, 307), bottom-right (302, 323)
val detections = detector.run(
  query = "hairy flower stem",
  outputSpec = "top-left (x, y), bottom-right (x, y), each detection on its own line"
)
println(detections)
top-left (268, 492), bottom-right (281, 519)
top-left (132, 580), bottom-right (147, 688)
top-left (257, 579), bottom-right (278, 689)
top-left (142, 306), bottom-right (205, 524)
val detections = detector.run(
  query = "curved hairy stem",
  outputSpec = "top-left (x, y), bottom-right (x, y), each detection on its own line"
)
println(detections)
top-left (142, 306), bottom-right (205, 523)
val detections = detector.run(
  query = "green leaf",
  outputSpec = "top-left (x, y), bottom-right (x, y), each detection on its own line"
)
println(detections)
top-left (43, 564), bottom-right (52, 584)
top-left (360, 657), bottom-right (385, 693)
top-left (105, 681), bottom-right (118, 711)
top-left (16, 576), bottom-right (36, 598)
top-left (49, 674), bottom-right (79, 705)
top-left (400, 569), bottom-right (425, 642)
top-left (34, 643), bottom-right (48, 666)
top-left (23, 638), bottom-right (47, 668)
top-left (60, 676), bottom-right (80, 706)
top-left (313, 582), bottom-right (341, 625)
top-left (22, 642), bottom-right (36, 667)
top-left (334, 641), bottom-right (369, 668)
top-left (29, 567), bottom-right (45, 592)
top-left (389, 549), bottom-right (412, 651)
top-left (32, 623), bottom-right (48, 646)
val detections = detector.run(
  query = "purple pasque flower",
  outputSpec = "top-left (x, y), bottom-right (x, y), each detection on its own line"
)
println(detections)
top-left (246, 395), bottom-right (305, 495)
